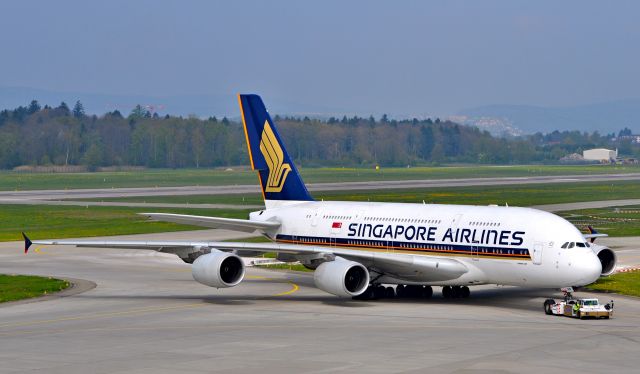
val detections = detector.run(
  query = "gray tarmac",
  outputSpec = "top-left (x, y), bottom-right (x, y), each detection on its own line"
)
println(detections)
top-left (2, 173), bottom-right (640, 202)
top-left (533, 199), bottom-right (640, 212)
top-left (1, 230), bottom-right (639, 374)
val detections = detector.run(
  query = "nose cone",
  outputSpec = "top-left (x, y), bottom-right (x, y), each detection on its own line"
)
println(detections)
top-left (572, 251), bottom-right (602, 286)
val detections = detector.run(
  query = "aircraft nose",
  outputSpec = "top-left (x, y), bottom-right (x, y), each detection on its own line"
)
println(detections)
top-left (572, 251), bottom-right (602, 286)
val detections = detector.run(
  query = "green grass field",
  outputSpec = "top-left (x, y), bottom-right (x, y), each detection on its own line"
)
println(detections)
top-left (0, 205), bottom-right (252, 242)
top-left (2, 164), bottom-right (638, 191)
top-left (259, 263), bottom-right (312, 272)
top-left (0, 274), bottom-right (70, 303)
top-left (559, 205), bottom-right (640, 237)
top-left (85, 180), bottom-right (640, 208)
top-left (588, 271), bottom-right (640, 297)
top-left (3, 180), bottom-right (639, 242)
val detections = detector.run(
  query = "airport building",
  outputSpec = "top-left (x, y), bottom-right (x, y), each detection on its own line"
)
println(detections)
top-left (583, 148), bottom-right (617, 162)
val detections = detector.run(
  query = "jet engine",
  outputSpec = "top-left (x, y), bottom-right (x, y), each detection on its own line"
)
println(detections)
top-left (591, 243), bottom-right (617, 276)
top-left (313, 259), bottom-right (369, 297)
top-left (192, 250), bottom-right (245, 288)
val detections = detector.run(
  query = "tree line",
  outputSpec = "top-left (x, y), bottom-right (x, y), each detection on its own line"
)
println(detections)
top-left (0, 100), bottom-right (636, 170)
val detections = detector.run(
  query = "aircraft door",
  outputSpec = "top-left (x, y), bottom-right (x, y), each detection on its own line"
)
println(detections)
top-left (330, 234), bottom-right (337, 247)
top-left (312, 209), bottom-right (322, 227)
top-left (451, 214), bottom-right (463, 227)
top-left (532, 241), bottom-right (544, 265)
top-left (471, 241), bottom-right (480, 261)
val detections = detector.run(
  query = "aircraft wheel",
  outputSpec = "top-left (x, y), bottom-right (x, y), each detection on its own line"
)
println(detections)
top-left (385, 286), bottom-right (395, 298)
top-left (357, 286), bottom-right (376, 300)
top-left (396, 285), bottom-right (405, 298)
top-left (374, 285), bottom-right (386, 299)
top-left (403, 285), bottom-right (414, 298)
top-left (410, 285), bottom-right (422, 298)
top-left (451, 286), bottom-right (461, 298)
top-left (461, 286), bottom-right (470, 298)
top-left (543, 299), bottom-right (555, 315)
top-left (442, 286), bottom-right (452, 299)
top-left (421, 286), bottom-right (433, 299)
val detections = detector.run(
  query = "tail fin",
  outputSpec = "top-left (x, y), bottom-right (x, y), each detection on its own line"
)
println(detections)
top-left (238, 94), bottom-right (313, 203)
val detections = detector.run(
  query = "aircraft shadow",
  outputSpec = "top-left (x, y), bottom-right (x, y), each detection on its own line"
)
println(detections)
top-left (74, 286), bottom-right (564, 312)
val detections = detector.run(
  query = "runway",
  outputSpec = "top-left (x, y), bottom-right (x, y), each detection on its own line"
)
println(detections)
top-left (2, 173), bottom-right (640, 202)
top-left (1, 230), bottom-right (639, 373)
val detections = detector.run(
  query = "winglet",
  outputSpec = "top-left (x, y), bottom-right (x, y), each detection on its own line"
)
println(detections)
top-left (22, 232), bottom-right (32, 254)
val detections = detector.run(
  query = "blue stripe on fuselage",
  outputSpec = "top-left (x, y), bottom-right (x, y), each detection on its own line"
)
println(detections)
top-left (276, 234), bottom-right (531, 260)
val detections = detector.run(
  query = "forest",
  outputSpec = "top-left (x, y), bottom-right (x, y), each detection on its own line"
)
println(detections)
top-left (0, 100), bottom-right (636, 170)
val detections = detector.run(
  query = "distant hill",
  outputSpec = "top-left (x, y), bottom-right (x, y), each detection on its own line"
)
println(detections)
top-left (459, 100), bottom-right (640, 135)
top-left (0, 86), bottom-right (346, 119)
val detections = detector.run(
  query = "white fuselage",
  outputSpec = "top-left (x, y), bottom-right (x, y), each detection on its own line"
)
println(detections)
top-left (252, 200), bottom-right (603, 288)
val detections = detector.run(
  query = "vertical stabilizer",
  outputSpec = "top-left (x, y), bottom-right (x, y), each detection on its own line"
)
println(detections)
top-left (238, 94), bottom-right (313, 204)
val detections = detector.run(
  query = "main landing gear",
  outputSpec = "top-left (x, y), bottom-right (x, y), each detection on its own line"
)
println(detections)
top-left (353, 284), bottom-right (471, 300)
top-left (353, 284), bottom-right (400, 300)
top-left (442, 286), bottom-right (470, 299)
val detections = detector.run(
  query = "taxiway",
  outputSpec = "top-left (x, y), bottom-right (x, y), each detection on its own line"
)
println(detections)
top-left (1, 230), bottom-right (639, 373)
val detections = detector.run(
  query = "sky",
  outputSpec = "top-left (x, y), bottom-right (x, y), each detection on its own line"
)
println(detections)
top-left (0, 0), bottom-right (638, 117)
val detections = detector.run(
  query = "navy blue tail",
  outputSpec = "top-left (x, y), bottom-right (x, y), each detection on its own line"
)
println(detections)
top-left (238, 94), bottom-right (313, 202)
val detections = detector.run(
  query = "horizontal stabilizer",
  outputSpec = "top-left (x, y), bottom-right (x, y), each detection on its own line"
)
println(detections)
top-left (139, 213), bottom-right (280, 233)
top-left (584, 225), bottom-right (608, 243)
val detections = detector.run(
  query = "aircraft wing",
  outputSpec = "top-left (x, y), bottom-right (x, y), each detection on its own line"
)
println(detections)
top-left (139, 213), bottom-right (280, 233)
top-left (24, 235), bottom-right (468, 282)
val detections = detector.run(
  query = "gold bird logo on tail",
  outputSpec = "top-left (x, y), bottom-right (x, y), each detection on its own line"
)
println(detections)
top-left (259, 121), bottom-right (291, 192)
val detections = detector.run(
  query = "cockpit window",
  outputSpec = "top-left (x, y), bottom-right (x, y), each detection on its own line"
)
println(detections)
top-left (561, 241), bottom-right (591, 249)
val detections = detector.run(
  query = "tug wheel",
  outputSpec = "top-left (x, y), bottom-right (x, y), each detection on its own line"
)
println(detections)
top-left (544, 299), bottom-right (555, 315)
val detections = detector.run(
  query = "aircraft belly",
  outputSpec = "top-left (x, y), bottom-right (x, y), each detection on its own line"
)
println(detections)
top-left (368, 252), bottom-right (468, 282)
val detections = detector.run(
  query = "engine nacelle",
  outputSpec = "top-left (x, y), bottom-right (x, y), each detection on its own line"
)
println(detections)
top-left (591, 244), bottom-right (617, 276)
top-left (192, 250), bottom-right (245, 288)
top-left (314, 259), bottom-right (369, 297)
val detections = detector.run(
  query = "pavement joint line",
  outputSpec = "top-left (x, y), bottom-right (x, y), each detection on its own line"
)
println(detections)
top-left (3, 318), bottom-right (632, 338)
top-left (0, 302), bottom-right (206, 329)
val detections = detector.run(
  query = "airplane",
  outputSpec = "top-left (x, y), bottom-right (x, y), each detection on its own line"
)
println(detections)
top-left (23, 94), bottom-right (617, 300)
